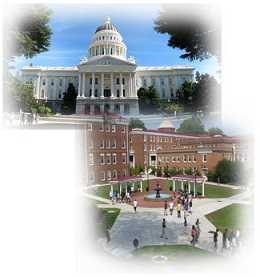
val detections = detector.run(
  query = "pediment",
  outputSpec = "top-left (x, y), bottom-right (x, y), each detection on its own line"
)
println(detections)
top-left (80, 56), bottom-right (136, 67)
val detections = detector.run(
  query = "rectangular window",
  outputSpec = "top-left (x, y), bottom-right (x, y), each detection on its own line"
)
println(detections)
top-left (95, 78), bottom-right (98, 85)
top-left (116, 78), bottom-right (120, 85)
top-left (144, 135), bottom-right (147, 142)
top-left (100, 154), bottom-right (105, 165)
top-left (112, 154), bottom-right (117, 164)
top-left (122, 153), bottom-right (126, 164)
top-left (111, 125), bottom-right (116, 132)
top-left (100, 171), bottom-right (105, 181)
top-left (106, 154), bottom-right (111, 164)
top-left (122, 140), bottom-right (126, 149)
top-left (107, 170), bottom-right (111, 180)
top-left (89, 78), bottom-right (92, 85)
top-left (203, 154), bottom-right (207, 162)
top-left (106, 140), bottom-right (110, 149)
top-left (100, 140), bottom-right (104, 149)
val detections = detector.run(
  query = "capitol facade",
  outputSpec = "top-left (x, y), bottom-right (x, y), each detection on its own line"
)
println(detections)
top-left (21, 17), bottom-right (194, 115)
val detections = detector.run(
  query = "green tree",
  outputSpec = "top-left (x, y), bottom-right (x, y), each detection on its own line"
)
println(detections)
top-left (176, 81), bottom-right (194, 106)
top-left (178, 116), bottom-right (206, 134)
top-left (61, 83), bottom-right (77, 114)
top-left (8, 76), bottom-right (38, 112)
top-left (162, 102), bottom-right (184, 115)
top-left (192, 72), bottom-right (221, 111)
top-left (208, 127), bottom-right (224, 136)
top-left (154, 4), bottom-right (221, 61)
top-left (6, 5), bottom-right (52, 59)
top-left (137, 86), bottom-right (160, 114)
top-left (129, 118), bottom-right (146, 130)
top-left (214, 160), bottom-right (245, 184)
top-left (168, 167), bottom-right (178, 176)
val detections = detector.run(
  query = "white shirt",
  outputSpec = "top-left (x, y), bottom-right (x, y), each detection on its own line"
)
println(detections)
top-left (169, 202), bottom-right (174, 209)
top-left (133, 200), bottom-right (138, 207)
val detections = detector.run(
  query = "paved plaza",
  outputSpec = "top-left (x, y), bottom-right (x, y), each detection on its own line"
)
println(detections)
top-left (89, 180), bottom-right (252, 258)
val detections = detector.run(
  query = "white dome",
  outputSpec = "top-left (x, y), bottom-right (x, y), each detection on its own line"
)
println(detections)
top-left (88, 17), bottom-right (127, 60)
top-left (159, 118), bottom-right (174, 129)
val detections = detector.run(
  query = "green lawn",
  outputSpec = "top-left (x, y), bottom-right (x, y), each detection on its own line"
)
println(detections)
top-left (166, 180), bottom-right (243, 198)
top-left (206, 204), bottom-right (251, 232)
top-left (94, 185), bottom-right (111, 199)
top-left (197, 184), bottom-right (243, 198)
top-left (95, 207), bottom-right (120, 237)
top-left (133, 244), bottom-right (217, 261)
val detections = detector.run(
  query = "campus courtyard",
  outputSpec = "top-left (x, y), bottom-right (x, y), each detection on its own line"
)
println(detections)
top-left (86, 178), bottom-right (253, 263)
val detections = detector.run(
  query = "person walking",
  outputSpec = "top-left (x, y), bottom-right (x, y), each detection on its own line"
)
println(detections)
top-left (169, 200), bottom-right (174, 216)
top-left (133, 199), bottom-right (138, 213)
top-left (184, 210), bottom-right (188, 227)
top-left (191, 225), bottom-right (197, 246)
top-left (222, 228), bottom-right (228, 250)
top-left (195, 218), bottom-right (200, 242)
top-left (164, 200), bottom-right (168, 216)
top-left (177, 202), bottom-right (181, 218)
top-left (189, 198), bottom-right (193, 214)
top-left (160, 218), bottom-right (168, 239)
top-left (209, 229), bottom-right (219, 250)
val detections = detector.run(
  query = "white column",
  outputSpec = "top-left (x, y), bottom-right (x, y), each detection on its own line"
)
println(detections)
top-left (193, 182), bottom-right (196, 197)
top-left (120, 73), bottom-right (123, 97)
top-left (111, 73), bottom-right (114, 97)
top-left (91, 72), bottom-right (95, 98)
top-left (173, 180), bottom-right (176, 191)
top-left (78, 73), bottom-right (81, 98)
top-left (140, 181), bottom-right (143, 192)
top-left (181, 181), bottom-right (184, 191)
top-left (202, 181), bottom-right (205, 197)
top-left (133, 73), bottom-right (137, 97)
top-left (120, 103), bottom-right (124, 113)
top-left (101, 73), bottom-right (104, 98)
top-left (119, 184), bottom-right (122, 195)
top-left (111, 184), bottom-right (113, 194)
top-left (82, 73), bottom-right (86, 98)
top-left (129, 73), bottom-right (132, 97)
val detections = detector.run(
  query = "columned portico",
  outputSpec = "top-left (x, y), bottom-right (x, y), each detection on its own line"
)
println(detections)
top-left (91, 72), bottom-right (95, 98)
top-left (111, 73), bottom-right (114, 97)
top-left (101, 73), bottom-right (104, 98)
top-left (120, 73), bottom-right (123, 98)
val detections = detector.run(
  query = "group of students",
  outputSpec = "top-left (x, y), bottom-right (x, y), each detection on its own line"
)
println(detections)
top-left (191, 219), bottom-right (201, 246)
top-left (109, 189), bottom-right (134, 204)
top-left (208, 228), bottom-right (241, 252)
top-left (163, 192), bottom-right (193, 219)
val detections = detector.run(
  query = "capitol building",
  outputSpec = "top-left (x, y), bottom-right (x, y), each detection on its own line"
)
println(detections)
top-left (21, 17), bottom-right (194, 115)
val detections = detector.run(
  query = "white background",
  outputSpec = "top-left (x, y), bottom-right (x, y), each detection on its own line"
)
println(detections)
top-left (0, 0), bottom-right (260, 276)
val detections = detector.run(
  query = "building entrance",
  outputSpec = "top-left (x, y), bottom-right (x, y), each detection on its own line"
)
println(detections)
top-left (104, 89), bottom-right (111, 97)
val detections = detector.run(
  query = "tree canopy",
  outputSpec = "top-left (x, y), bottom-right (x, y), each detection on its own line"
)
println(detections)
top-left (137, 86), bottom-right (160, 114)
top-left (6, 5), bottom-right (52, 59)
top-left (175, 71), bottom-right (221, 112)
top-left (128, 118), bottom-right (146, 130)
top-left (208, 127), bottom-right (224, 136)
top-left (61, 83), bottom-right (77, 114)
top-left (154, 4), bottom-right (221, 61)
top-left (213, 160), bottom-right (245, 185)
top-left (178, 116), bottom-right (206, 134)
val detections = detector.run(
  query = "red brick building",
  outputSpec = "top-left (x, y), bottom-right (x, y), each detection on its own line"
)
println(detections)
top-left (129, 119), bottom-right (250, 176)
top-left (80, 114), bottom-right (129, 185)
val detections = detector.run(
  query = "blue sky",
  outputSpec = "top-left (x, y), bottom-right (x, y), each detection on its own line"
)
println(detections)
top-left (15, 4), bottom-right (219, 77)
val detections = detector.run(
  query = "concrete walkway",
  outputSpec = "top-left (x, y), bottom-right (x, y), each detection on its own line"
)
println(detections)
top-left (92, 190), bottom-right (252, 258)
